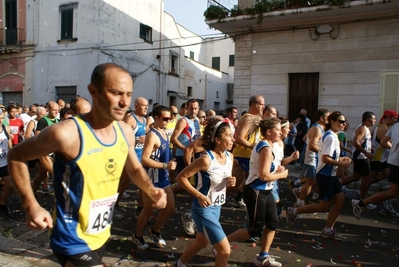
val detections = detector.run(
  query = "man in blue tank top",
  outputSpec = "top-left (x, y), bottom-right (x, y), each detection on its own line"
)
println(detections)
top-left (8, 63), bottom-right (167, 267)
top-left (134, 105), bottom-right (177, 250)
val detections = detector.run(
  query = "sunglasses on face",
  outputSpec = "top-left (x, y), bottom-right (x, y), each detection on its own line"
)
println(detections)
top-left (337, 120), bottom-right (346, 124)
top-left (161, 117), bottom-right (171, 122)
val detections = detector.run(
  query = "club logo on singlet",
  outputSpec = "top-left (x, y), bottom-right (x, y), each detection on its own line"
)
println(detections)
top-left (105, 159), bottom-right (117, 175)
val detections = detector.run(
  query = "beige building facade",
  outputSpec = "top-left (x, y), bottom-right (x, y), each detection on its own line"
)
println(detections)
top-left (208, 0), bottom-right (399, 136)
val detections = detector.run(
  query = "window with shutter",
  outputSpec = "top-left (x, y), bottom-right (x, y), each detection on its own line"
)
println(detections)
top-left (380, 71), bottom-right (399, 116)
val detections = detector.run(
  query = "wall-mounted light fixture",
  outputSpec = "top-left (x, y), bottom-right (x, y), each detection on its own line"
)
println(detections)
top-left (316, 24), bottom-right (332, 34)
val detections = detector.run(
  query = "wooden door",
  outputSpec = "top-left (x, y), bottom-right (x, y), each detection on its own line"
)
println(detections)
top-left (288, 73), bottom-right (319, 124)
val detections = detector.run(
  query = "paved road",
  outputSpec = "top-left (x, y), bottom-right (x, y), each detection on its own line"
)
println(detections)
top-left (0, 165), bottom-right (398, 266)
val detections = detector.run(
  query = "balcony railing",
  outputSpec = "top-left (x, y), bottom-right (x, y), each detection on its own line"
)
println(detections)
top-left (0, 28), bottom-right (25, 46)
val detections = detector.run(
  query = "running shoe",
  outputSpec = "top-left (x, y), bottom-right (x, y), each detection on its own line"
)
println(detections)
top-left (321, 229), bottom-right (346, 241)
top-left (380, 200), bottom-right (399, 217)
top-left (352, 199), bottom-right (364, 220)
top-left (147, 228), bottom-right (166, 248)
top-left (181, 213), bottom-right (196, 236)
top-left (41, 185), bottom-right (54, 195)
top-left (291, 187), bottom-right (301, 200)
top-left (365, 203), bottom-right (377, 210)
top-left (341, 187), bottom-right (353, 195)
top-left (113, 206), bottom-right (124, 221)
top-left (234, 198), bottom-right (247, 209)
top-left (254, 256), bottom-right (282, 267)
top-left (132, 233), bottom-right (149, 250)
top-left (121, 191), bottom-right (130, 199)
top-left (286, 207), bottom-right (297, 226)
top-left (0, 205), bottom-right (11, 220)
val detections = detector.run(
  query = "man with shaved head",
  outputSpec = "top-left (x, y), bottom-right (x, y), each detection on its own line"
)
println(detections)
top-left (32, 101), bottom-right (60, 194)
top-left (70, 97), bottom-right (91, 115)
top-left (115, 96), bottom-right (148, 220)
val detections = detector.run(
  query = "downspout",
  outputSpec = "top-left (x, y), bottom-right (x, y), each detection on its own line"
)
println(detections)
top-left (158, 0), bottom-right (163, 104)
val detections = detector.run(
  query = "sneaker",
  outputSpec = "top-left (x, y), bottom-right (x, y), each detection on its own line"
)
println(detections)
top-left (132, 234), bottom-right (149, 250)
top-left (365, 203), bottom-right (377, 210)
top-left (321, 229), bottom-right (346, 241)
top-left (147, 228), bottom-right (166, 248)
top-left (0, 205), bottom-right (12, 220)
top-left (234, 198), bottom-right (247, 209)
top-left (212, 248), bottom-right (217, 257)
top-left (113, 206), bottom-right (124, 221)
top-left (286, 207), bottom-right (297, 226)
top-left (352, 199), bottom-right (364, 220)
top-left (341, 187), bottom-right (353, 195)
top-left (254, 256), bottom-right (282, 267)
top-left (181, 213), bottom-right (196, 236)
top-left (291, 187), bottom-right (301, 200)
top-left (380, 200), bottom-right (399, 217)
top-left (41, 185), bottom-right (54, 195)
top-left (121, 191), bottom-right (130, 199)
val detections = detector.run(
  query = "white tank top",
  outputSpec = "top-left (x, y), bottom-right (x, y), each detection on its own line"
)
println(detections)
top-left (0, 127), bottom-right (9, 168)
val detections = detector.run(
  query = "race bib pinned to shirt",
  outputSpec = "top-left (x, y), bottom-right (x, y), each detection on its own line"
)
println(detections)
top-left (86, 193), bottom-right (118, 234)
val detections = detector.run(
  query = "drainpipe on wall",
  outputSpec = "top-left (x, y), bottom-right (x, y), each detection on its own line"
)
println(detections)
top-left (158, 0), bottom-right (163, 104)
top-left (204, 74), bottom-right (208, 111)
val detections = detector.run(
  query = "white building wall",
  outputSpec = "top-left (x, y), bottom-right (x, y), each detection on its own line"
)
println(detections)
top-left (234, 17), bottom-right (399, 136)
top-left (26, 0), bottom-right (234, 109)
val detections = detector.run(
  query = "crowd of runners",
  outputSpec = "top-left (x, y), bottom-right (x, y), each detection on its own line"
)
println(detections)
top-left (0, 63), bottom-right (398, 267)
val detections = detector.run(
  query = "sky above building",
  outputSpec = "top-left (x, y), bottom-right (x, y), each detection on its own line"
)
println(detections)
top-left (164, 0), bottom-right (224, 37)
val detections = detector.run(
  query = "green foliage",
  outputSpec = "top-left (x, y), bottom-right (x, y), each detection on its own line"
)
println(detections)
top-left (230, 5), bottom-right (244, 17)
top-left (204, 5), bottom-right (229, 21)
top-left (206, 0), bottom-right (351, 24)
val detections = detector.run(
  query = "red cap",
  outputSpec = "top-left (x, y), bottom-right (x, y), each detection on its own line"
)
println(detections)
top-left (380, 110), bottom-right (398, 123)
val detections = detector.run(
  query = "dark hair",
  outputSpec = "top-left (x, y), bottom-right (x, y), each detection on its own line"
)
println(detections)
top-left (264, 104), bottom-right (276, 114)
top-left (180, 102), bottom-right (187, 109)
top-left (226, 106), bottom-right (237, 113)
top-left (202, 117), bottom-right (229, 150)
top-left (297, 114), bottom-right (306, 121)
top-left (60, 107), bottom-right (73, 119)
top-left (7, 104), bottom-right (17, 112)
top-left (362, 111), bottom-right (375, 122)
top-left (325, 111), bottom-right (344, 131)
top-left (152, 105), bottom-right (170, 118)
top-left (186, 98), bottom-right (198, 107)
top-left (315, 108), bottom-right (329, 121)
top-left (90, 63), bottom-right (130, 91)
top-left (259, 117), bottom-right (281, 137)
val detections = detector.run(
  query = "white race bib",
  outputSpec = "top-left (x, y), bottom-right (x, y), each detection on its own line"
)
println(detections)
top-left (210, 184), bottom-right (226, 206)
top-left (86, 193), bottom-right (118, 234)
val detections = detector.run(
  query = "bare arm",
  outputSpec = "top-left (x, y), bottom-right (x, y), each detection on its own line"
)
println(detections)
top-left (170, 118), bottom-right (187, 150)
top-left (24, 120), bottom-right (35, 139)
top-left (6, 126), bottom-right (12, 149)
top-left (380, 136), bottom-right (392, 149)
top-left (121, 122), bottom-right (167, 208)
top-left (307, 127), bottom-right (321, 153)
top-left (258, 146), bottom-right (288, 182)
top-left (235, 115), bottom-right (254, 149)
top-left (322, 154), bottom-right (351, 168)
top-left (8, 121), bottom-right (79, 229)
top-left (352, 126), bottom-right (373, 159)
top-left (183, 137), bottom-right (204, 165)
top-left (177, 155), bottom-right (213, 207)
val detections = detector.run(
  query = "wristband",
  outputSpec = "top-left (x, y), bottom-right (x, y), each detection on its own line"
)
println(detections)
top-left (163, 162), bottom-right (167, 170)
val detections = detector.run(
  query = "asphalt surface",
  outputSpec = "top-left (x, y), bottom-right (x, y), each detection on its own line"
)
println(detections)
top-left (0, 164), bottom-right (398, 266)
